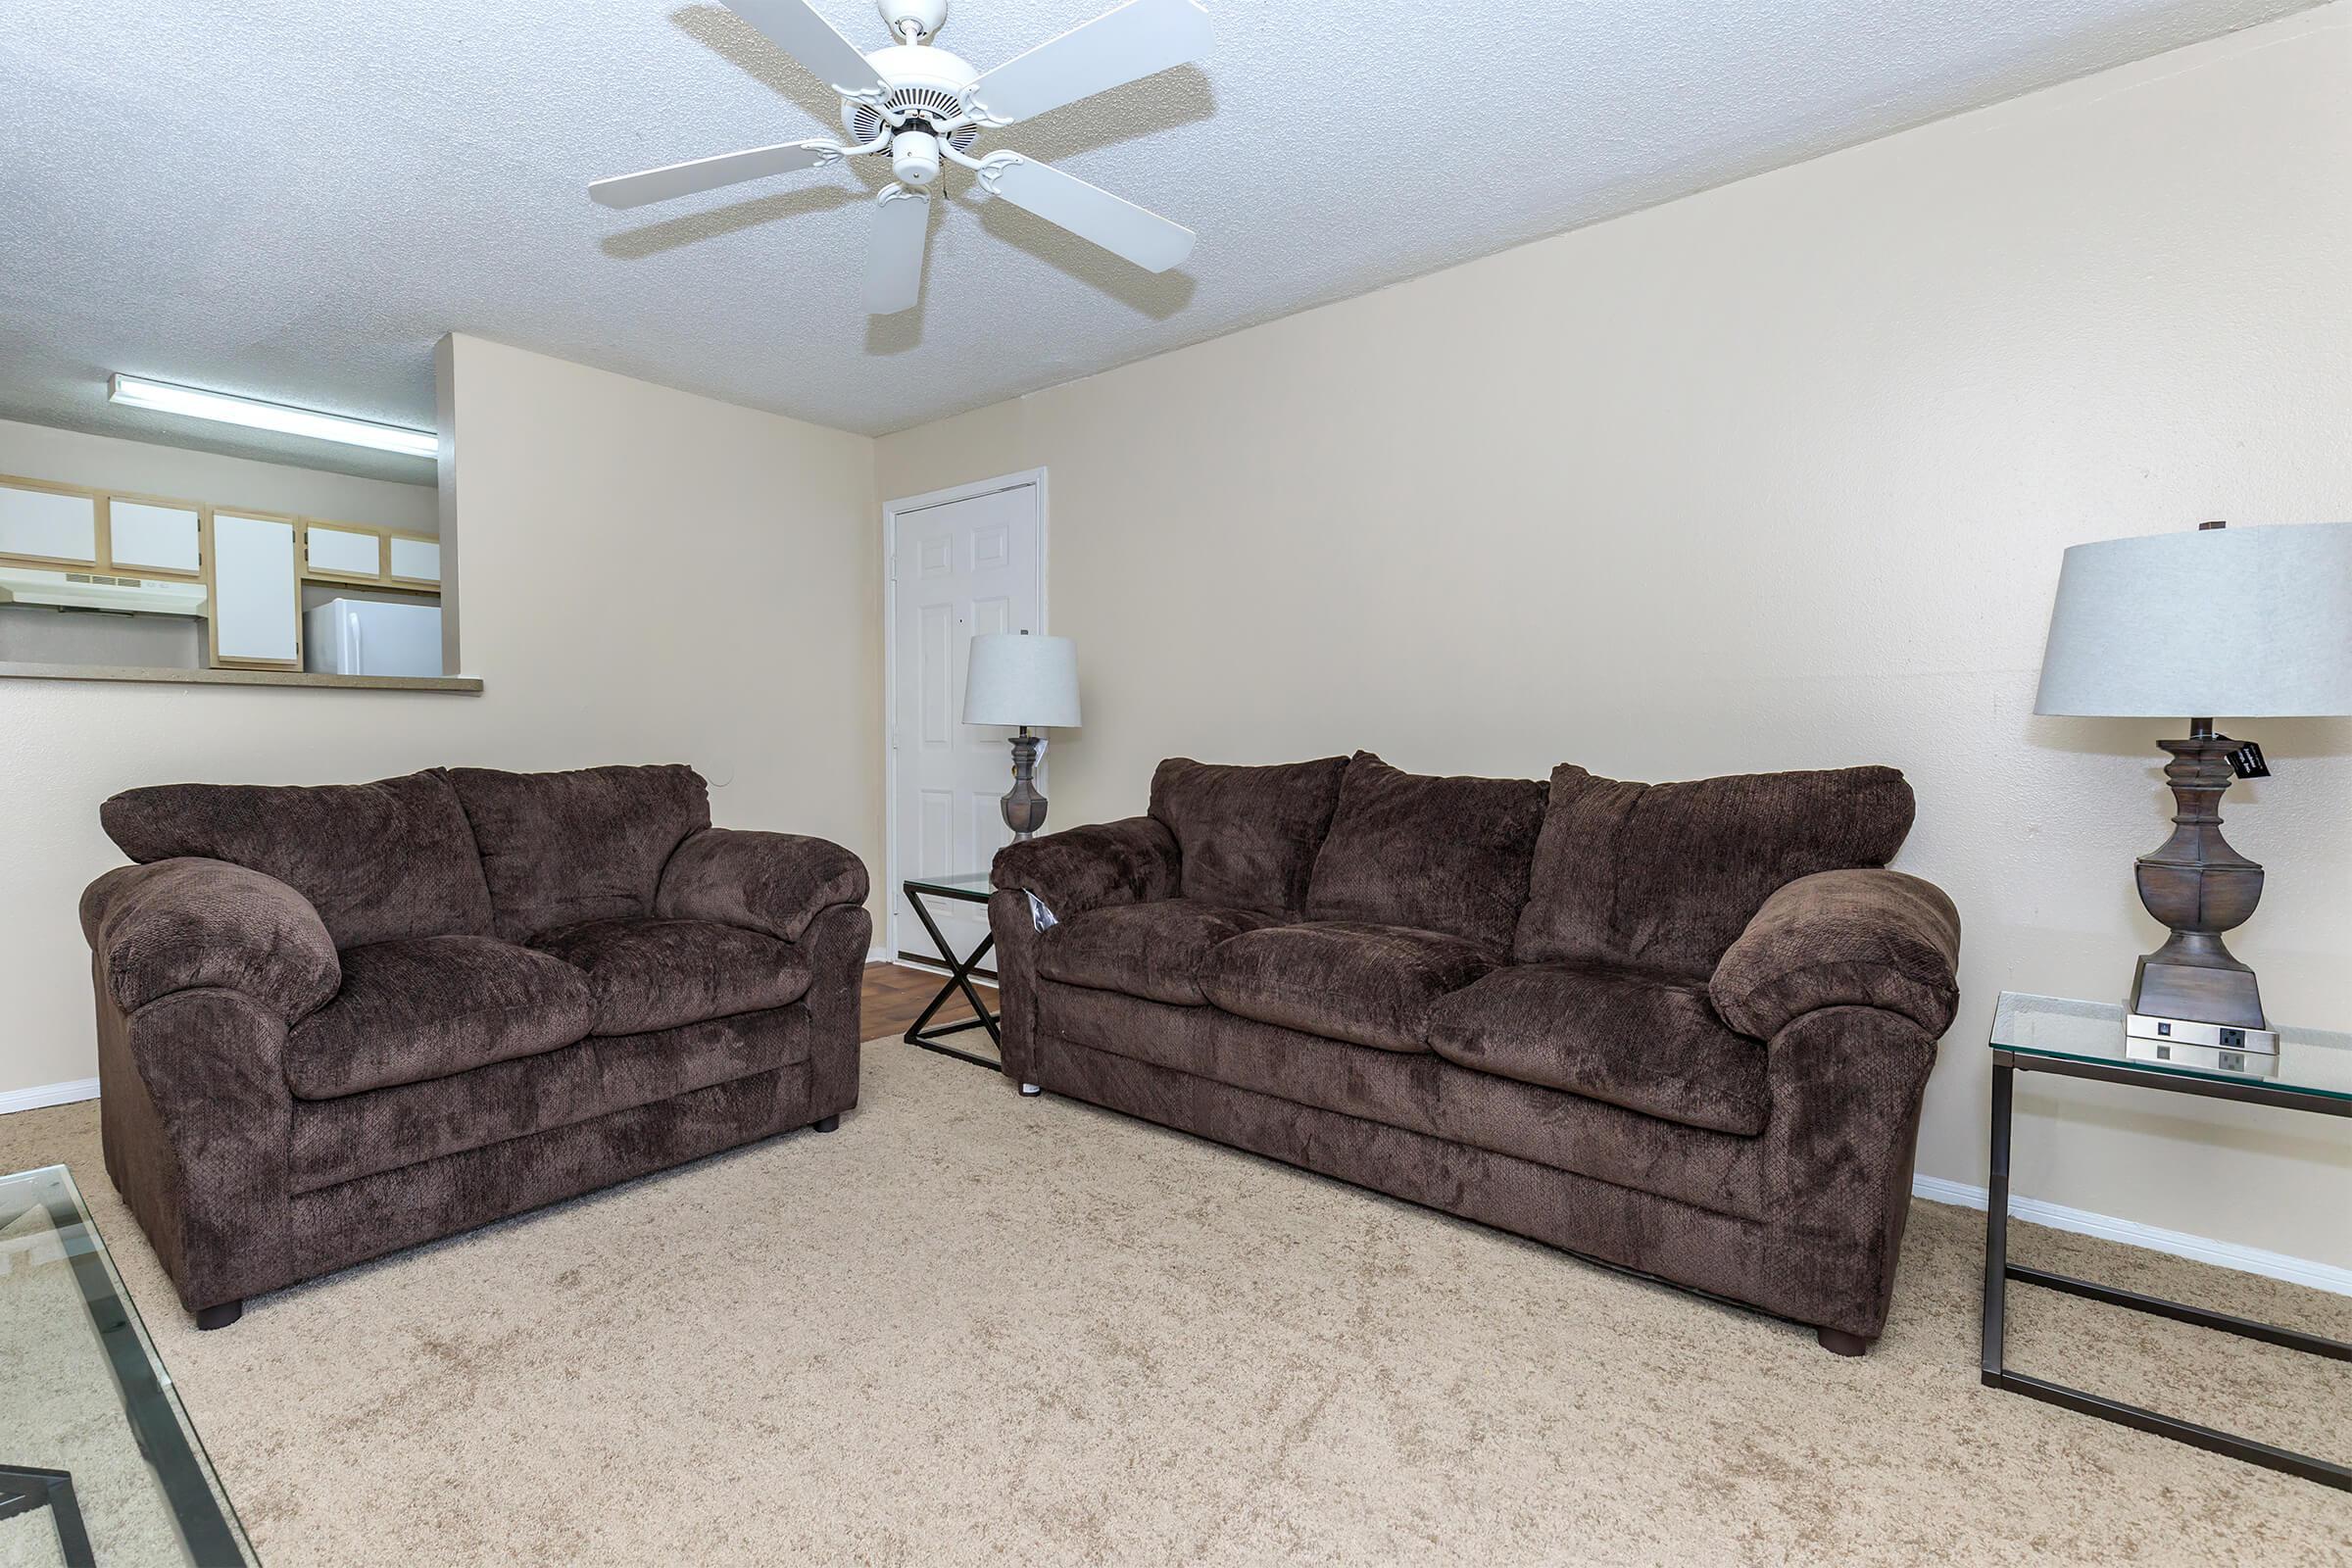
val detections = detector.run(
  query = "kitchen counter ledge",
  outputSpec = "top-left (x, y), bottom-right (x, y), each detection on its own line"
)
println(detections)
top-left (0, 661), bottom-right (482, 694)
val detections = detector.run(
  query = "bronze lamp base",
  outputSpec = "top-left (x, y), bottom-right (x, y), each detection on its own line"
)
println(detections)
top-left (2132, 722), bottom-right (2265, 1029)
top-left (1000, 727), bottom-right (1048, 841)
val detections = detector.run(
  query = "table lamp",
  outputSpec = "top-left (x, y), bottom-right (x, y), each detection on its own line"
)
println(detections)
top-left (963, 630), bottom-right (1081, 840)
top-left (2034, 519), bottom-right (2352, 1056)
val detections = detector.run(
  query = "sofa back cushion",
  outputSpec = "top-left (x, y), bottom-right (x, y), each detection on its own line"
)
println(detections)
top-left (1149, 756), bottom-right (1348, 915)
top-left (1303, 753), bottom-right (1546, 953)
top-left (447, 764), bottom-right (710, 941)
top-left (1513, 763), bottom-right (1916, 977)
top-left (99, 769), bottom-right (495, 950)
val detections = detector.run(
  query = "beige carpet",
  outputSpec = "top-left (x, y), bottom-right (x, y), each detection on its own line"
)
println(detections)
top-left (0, 1041), bottom-right (2345, 1566)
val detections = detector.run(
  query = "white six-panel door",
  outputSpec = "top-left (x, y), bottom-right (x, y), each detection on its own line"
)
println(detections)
top-left (888, 476), bottom-right (1044, 966)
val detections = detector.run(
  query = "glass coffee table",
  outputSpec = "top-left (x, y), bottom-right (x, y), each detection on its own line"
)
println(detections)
top-left (0, 1164), bottom-right (256, 1565)
top-left (1983, 993), bottom-right (2351, 1491)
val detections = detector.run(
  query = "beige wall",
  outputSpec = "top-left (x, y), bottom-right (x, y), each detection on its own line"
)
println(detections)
top-left (0, 416), bottom-right (438, 534)
top-left (0, 334), bottom-right (881, 1098)
top-left (877, 10), bottom-right (2352, 1270)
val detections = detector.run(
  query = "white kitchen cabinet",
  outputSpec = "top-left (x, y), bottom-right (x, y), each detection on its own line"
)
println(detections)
top-left (387, 535), bottom-right (441, 586)
top-left (108, 500), bottom-right (203, 576)
top-left (211, 514), bottom-right (300, 665)
top-left (0, 483), bottom-right (99, 564)
top-left (306, 523), bottom-right (384, 581)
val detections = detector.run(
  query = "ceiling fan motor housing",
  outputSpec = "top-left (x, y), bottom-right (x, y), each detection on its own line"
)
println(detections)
top-left (846, 43), bottom-right (982, 165)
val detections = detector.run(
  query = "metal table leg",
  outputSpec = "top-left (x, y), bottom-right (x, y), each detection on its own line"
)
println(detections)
top-left (1981, 1059), bottom-right (2012, 1385)
top-left (902, 888), bottom-right (1003, 1069)
top-left (0, 1469), bottom-right (92, 1568)
top-left (1980, 1054), bottom-right (2351, 1491)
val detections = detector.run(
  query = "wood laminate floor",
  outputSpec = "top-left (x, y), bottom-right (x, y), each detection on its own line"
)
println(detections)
top-left (861, 959), bottom-right (997, 1043)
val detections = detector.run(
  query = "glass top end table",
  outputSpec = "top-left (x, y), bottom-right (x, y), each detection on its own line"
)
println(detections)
top-left (1982, 992), bottom-right (2351, 1492)
top-left (1990, 991), bottom-right (2352, 1103)
top-left (0, 1163), bottom-right (257, 1565)
top-left (899, 873), bottom-right (1005, 1076)
top-left (902, 872), bottom-right (995, 897)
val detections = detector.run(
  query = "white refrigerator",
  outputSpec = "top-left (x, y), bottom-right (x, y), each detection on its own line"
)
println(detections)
top-left (305, 598), bottom-right (443, 677)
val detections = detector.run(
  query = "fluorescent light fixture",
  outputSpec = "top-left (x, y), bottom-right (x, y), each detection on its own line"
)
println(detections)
top-left (107, 374), bottom-right (440, 460)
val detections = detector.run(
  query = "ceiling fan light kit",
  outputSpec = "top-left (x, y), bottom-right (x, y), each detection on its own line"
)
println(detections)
top-left (591, 0), bottom-right (1211, 315)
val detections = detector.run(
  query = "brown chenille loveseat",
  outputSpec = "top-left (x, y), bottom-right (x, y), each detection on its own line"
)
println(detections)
top-left (988, 753), bottom-right (1961, 1353)
top-left (80, 764), bottom-right (867, 1327)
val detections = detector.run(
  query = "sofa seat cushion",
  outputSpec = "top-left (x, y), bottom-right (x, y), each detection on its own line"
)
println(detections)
top-left (1425, 964), bottom-right (1768, 1136)
top-left (289, 1006), bottom-right (815, 1193)
top-left (533, 916), bottom-right (810, 1036)
top-left (1200, 921), bottom-right (1497, 1054)
top-left (1033, 980), bottom-right (1770, 1223)
top-left (286, 936), bottom-right (595, 1100)
top-left (1037, 899), bottom-right (1289, 1005)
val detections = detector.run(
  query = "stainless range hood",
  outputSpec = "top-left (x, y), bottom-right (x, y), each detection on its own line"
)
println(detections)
top-left (0, 566), bottom-right (209, 616)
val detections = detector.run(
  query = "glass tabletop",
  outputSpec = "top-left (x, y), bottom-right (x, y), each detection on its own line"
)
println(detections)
top-left (0, 1164), bottom-right (256, 1567)
top-left (1989, 992), bottom-right (2352, 1103)
top-left (902, 870), bottom-right (996, 900)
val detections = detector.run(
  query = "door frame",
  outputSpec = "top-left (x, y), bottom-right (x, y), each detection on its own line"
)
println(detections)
top-left (880, 466), bottom-right (1051, 965)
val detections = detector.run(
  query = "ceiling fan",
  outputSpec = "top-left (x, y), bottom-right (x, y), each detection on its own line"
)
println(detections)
top-left (591, 0), bottom-right (1211, 315)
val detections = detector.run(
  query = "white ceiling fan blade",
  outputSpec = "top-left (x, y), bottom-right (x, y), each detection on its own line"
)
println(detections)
top-left (980, 155), bottom-right (1194, 272)
top-left (964, 0), bottom-right (1210, 127)
top-left (726, 0), bottom-right (890, 98)
top-left (864, 184), bottom-right (932, 314)
top-left (590, 140), bottom-right (839, 209)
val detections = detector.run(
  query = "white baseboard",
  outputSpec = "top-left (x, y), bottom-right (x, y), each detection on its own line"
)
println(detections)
top-left (1911, 1173), bottom-right (2352, 1298)
top-left (864, 945), bottom-right (890, 964)
top-left (0, 1078), bottom-right (100, 1117)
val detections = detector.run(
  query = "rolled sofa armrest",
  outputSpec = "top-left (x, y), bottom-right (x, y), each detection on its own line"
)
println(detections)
top-left (80, 858), bottom-right (341, 1025)
top-left (990, 815), bottom-right (1181, 919)
top-left (1710, 868), bottom-right (1961, 1041)
top-left (656, 828), bottom-right (869, 944)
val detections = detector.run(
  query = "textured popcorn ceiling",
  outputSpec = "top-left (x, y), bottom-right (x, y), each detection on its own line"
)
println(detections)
top-left (0, 0), bottom-right (2321, 476)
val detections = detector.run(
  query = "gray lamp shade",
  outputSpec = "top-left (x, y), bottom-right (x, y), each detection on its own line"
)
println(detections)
top-left (963, 632), bottom-right (1081, 728)
top-left (2034, 521), bottom-right (2352, 718)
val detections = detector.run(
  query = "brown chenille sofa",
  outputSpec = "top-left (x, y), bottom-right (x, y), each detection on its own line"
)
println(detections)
top-left (80, 764), bottom-right (867, 1328)
top-left (988, 752), bottom-right (1961, 1354)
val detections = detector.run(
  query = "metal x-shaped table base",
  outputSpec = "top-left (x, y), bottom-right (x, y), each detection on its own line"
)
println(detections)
top-left (901, 885), bottom-right (1003, 1071)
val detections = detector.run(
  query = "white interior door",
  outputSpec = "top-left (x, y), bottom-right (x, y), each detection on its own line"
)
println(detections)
top-left (890, 478), bottom-right (1043, 967)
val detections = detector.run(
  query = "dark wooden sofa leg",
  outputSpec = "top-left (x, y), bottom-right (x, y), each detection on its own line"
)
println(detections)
top-left (810, 1114), bottom-right (841, 1133)
top-left (195, 1300), bottom-right (243, 1331)
top-left (1816, 1327), bottom-right (1871, 1356)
